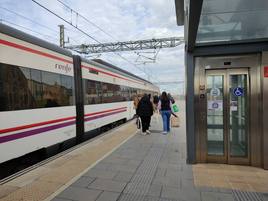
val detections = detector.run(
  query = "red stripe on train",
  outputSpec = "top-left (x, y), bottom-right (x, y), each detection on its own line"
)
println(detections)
top-left (0, 39), bottom-right (73, 64)
top-left (0, 116), bottom-right (76, 135)
top-left (0, 39), bottom-right (143, 85)
top-left (81, 65), bottom-right (142, 84)
top-left (0, 107), bottom-right (128, 135)
top-left (84, 107), bottom-right (127, 117)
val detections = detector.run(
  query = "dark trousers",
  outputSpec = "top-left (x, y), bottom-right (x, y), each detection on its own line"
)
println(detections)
top-left (140, 116), bottom-right (150, 132)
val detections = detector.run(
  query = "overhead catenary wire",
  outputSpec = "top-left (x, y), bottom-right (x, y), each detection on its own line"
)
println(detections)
top-left (56, 0), bottom-right (151, 77)
top-left (55, 0), bottom-right (162, 83)
top-left (56, 0), bottom-right (123, 42)
top-left (32, 0), bottom-right (151, 79)
top-left (43, 0), bottom-right (161, 83)
top-left (0, 6), bottom-right (81, 46)
top-left (63, 27), bottom-right (81, 44)
top-left (0, 19), bottom-right (58, 43)
top-left (0, 6), bottom-right (58, 34)
top-left (55, 0), bottom-right (156, 78)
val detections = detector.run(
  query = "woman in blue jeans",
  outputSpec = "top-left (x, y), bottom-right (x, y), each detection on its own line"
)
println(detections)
top-left (158, 91), bottom-right (172, 134)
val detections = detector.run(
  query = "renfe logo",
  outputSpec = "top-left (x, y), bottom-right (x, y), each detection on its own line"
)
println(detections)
top-left (55, 63), bottom-right (72, 73)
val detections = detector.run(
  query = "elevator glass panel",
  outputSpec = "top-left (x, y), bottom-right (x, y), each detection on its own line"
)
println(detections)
top-left (206, 75), bottom-right (224, 155)
top-left (205, 69), bottom-right (249, 164)
top-left (229, 74), bottom-right (248, 157)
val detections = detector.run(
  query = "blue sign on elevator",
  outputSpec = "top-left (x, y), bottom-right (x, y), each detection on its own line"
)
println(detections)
top-left (233, 87), bottom-right (244, 97)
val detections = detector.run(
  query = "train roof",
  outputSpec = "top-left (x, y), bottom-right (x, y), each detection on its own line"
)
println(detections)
top-left (91, 59), bottom-right (154, 85)
top-left (81, 58), bottom-right (156, 87)
top-left (0, 23), bottom-right (73, 57)
top-left (0, 23), bottom-right (157, 88)
top-left (80, 57), bottom-right (158, 89)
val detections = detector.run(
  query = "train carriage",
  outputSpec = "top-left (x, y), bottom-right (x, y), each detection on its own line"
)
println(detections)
top-left (0, 23), bottom-right (159, 164)
top-left (0, 24), bottom-right (76, 164)
top-left (80, 59), bottom-right (158, 135)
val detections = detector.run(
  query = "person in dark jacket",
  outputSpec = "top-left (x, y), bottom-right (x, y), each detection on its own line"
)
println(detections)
top-left (136, 94), bottom-right (153, 135)
top-left (158, 91), bottom-right (172, 134)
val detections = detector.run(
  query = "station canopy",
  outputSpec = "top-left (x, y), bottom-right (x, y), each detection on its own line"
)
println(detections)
top-left (175, 0), bottom-right (268, 47)
top-left (197, 0), bottom-right (268, 44)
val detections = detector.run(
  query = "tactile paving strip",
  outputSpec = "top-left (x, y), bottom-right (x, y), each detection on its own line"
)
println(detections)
top-left (118, 145), bottom-right (165, 201)
top-left (232, 190), bottom-right (264, 201)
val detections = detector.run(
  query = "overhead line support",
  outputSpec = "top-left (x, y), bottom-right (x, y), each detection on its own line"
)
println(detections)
top-left (66, 37), bottom-right (184, 54)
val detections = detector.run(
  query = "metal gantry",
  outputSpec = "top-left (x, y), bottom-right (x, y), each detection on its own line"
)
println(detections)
top-left (65, 37), bottom-right (184, 54)
top-left (152, 81), bottom-right (184, 85)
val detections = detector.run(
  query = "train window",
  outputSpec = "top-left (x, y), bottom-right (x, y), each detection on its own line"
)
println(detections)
top-left (42, 71), bottom-right (61, 107)
top-left (102, 82), bottom-right (114, 103)
top-left (120, 86), bottom-right (130, 101)
top-left (113, 84), bottom-right (122, 102)
top-left (82, 78), bottom-right (156, 105)
top-left (0, 65), bottom-right (4, 111)
top-left (42, 72), bottom-right (75, 107)
top-left (16, 67), bottom-right (34, 110)
top-left (130, 88), bottom-right (137, 100)
top-left (20, 66), bottom-right (31, 79)
top-left (30, 69), bottom-right (43, 108)
top-left (60, 75), bottom-right (75, 106)
top-left (0, 63), bottom-right (75, 111)
top-left (84, 79), bottom-right (102, 104)
top-left (95, 81), bottom-right (102, 103)
top-left (137, 89), bottom-right (144, 97)
top-left (0, 63), bottom-right (35, 111)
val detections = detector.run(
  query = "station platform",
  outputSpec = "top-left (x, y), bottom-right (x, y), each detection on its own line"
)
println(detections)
top-left (0, 101), bottom-right (268, 201)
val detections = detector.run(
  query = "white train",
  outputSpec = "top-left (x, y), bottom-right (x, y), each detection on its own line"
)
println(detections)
top-left (0, 24), bottom-right (159, 164)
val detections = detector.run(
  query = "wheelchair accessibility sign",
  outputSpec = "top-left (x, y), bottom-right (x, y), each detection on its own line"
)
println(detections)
top-left (233, 87), bottom-right (244, 97)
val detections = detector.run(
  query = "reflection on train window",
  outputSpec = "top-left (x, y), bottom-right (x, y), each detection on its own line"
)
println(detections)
top-left (121, 86), bottom-right (130, 101)
top-left (0, 64), bottom-right (34, 111)
top-left (0, 62), bottom-right (75, 111)
top-left (130, 88), bottom-right (138, 100)
top-left (42, 71), bottom-right (61, 107)
top-left (30, 69), bottom-right (43, 107)
top-left (0, 62), bottom-right (157, 110)
top-left (84, 80), bottom-right (102, 104)
top-left (42, 71), bottom-right (74, 107)
top-left (17, 67), bottom-right (34, 110)
top-left (60, 75), bottom-right (75, 106)
top-left (83, 78), bottom-right (156, 105)
top-left (113, 84), bottom-right (122, 101)
top-left (102, 82), bottom-right (115, 103)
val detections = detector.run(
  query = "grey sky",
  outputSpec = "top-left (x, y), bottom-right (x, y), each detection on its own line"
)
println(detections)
top-left (0, 0), bottom-right (184, 95)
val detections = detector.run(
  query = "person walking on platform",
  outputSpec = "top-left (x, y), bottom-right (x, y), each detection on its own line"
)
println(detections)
top-left (158, 91), bottom-right (172, 134)
top-left (136, 94), bottom-right (153, 135)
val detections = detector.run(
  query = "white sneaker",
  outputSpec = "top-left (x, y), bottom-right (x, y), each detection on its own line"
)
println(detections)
top-left (141, 132), bottom-right (147, 135)
top-left (146, 130), bottom-right (151, 134)
top-left (162, 131), bottom-right (167, 134)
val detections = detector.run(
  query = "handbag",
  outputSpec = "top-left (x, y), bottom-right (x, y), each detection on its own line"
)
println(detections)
top-left (172, 104), bottom-right (179, 113)
top-left (171, 115), bottom-right (180, 127)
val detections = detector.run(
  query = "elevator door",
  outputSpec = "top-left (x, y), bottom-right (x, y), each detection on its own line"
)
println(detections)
top-left (206, 69), bottom-right (249, 164)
